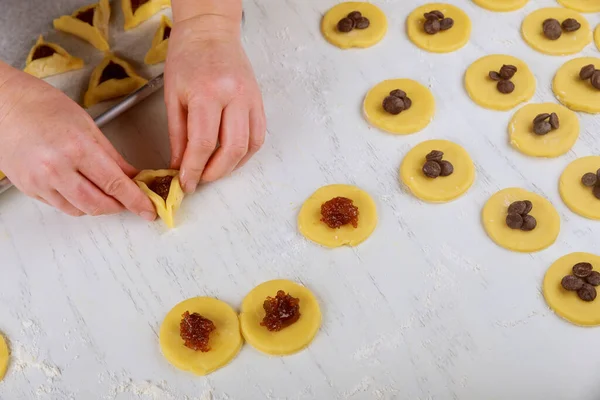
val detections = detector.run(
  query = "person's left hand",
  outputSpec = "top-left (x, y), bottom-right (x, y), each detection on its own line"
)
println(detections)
top-left (164, 15), bottom-right (266, 193)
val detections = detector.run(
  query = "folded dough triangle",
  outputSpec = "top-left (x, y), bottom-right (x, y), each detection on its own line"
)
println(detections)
top-left (122, 0), bottom-right (171, 31)
top-left (134, 169), bottom-right (184, 228)
top-left (144, 15), bottom-right (172, 65)
top-left (83, 54), bottom-right (148, 108)
top-left (53, 0), bottom-right (110, 51)
top-left (24, 36), bottom-right (84, 78)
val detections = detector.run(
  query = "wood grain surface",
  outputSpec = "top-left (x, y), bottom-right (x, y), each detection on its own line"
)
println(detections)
top-left (1, 0), bottom-right (600, 399)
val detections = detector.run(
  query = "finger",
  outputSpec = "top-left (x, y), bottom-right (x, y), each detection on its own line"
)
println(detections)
top-left (179, 99), bottom-right (222, 193)
top-left (166, 94), bottom-right (187, 169)
top-left (57, 172), bottom-right (124, 216)
top-left (201, 102), bottom-right (249, 182)
top-left (41, 190), bottom-right (85, 217)
top-left (79, 143), bottom-right (156, 221)
top-left (234, 106), bottom-right (266, 171)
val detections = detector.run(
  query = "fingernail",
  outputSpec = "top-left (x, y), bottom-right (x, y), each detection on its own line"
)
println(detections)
top-left (140, 211), bottom-right (156, 221)
top-left (184, 181), bottom-right (197, 193)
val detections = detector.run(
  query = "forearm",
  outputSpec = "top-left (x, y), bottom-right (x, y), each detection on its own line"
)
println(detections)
top-left (172, 0), bottom-right (243, 34)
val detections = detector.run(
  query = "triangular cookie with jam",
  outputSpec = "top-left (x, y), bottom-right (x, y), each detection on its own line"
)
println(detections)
top-left (122, 0), bottom-right (171, 31)
top-left (24, 36), bottom-right (84, 78)
top-left (144, 15), bottom-right (172, 65)
top-left (134, 170), bottom-right (185, 228)
top-left (53, 0), bottom-right (111, 51)
top-left (83, 54), bottom-right (148, 108)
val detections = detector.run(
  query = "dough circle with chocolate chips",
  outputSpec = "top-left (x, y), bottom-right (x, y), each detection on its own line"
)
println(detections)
top-left (239, 279), bottom-right (321, 356)
top-left (557, 0), bottom-right (600, 13)
top-left (406, 3), bottom-right (471, 53)
top-left (159, 297), bottom-right (243, 376)
top-left (482, 188), bottom-right (560, 253)
top-left (472, 0), bottom-right (528, 12)
top-left (543, 252), bottom-right (600, 327)
top-left (298, 184), bottom-right (377, 248)
top-left (521, 8), bottom-right (591, 55)
top-left (559, 156), bottom-right (600, 220)
top-left (321, 2), bottom-right (387, 49)
top-left (508, 103), bottom-right (580, 158)
top-left (363, 79), bottom-right (435, 134)
top-left (553, 57), bottom-right (600, 114)
top-left (595, 25), bottom-right (600, 51)
top-left (465, 54), bottom-right (535, 111)
top-left (0, 333), bottom-right (8, 380)
top-left (400, 139), bottom-right (475, 203)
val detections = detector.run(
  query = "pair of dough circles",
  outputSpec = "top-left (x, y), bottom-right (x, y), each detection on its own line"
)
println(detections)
top-left (560, 156), bottom-right (600, 220)
top-left (544, 252), bottom-right (600, 327)
top-left (160, 280), bottom-right (321, 375)
top-left (553, 57), bottom-right (600, 114)
top-left (521, 8), bottom-right (591, 55)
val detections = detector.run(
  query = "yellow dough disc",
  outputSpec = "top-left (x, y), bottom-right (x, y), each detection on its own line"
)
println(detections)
top-left (53, 0), bottom-right (111, 51)
top-left (465, 54), bottom-right (536, 111)
top-left (159, 297), bottom-right (243, 376)
top-left (0, 333), bottom-right (8, 380)
top-left (543, 252), bottom-right (600, 327)
top-left (482, 188), bottom-right (560, 253)
top-left (557, 0), bottom-right (600, 13)
top-left (144, 15), bottom-right (171, 65)
top-left (553, 57), bottom-right (600, 114)
top-left (472, 0), bottom-right (528, 12)
top-left (595, 25), bottom-right (600, 51)
top-left (521, 8), bottom-right (591, 55)
top-left (239, 280), bottom-right (321, 356)
top-left (298, 184), bottom-right (377, 248)
top-left (508, 103), bottom-right (580, 158)
top-left (24, 36), bottom-right (84, 78)
top-left (363, 79), bottom-right (435, 134)
top-left (122, 0), bottom-right (171, 31)
top-left (406, 3), bottom-right (471, 53)
top-left (559, 156), bottom-right (600, 220)
top-left (134, 169), bottom-right (184, 228)
top-left (321, 2), bottom-right (387, 49)
top-left (400, 139), bottom-right (475, 203)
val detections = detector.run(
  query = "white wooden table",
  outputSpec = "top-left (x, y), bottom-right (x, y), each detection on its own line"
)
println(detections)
top-left (1, 0), bottom-right (600, 399)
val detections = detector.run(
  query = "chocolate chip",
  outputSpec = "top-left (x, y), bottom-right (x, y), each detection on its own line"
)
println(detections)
top-left (591, 70), bottom-right (600, 90)
top-left (586, 271), bottom-right (600, 286)
top-left (508, 201), bottom-right (527, 215)
top-left (440, 18), bottom-right (454, 31)
top-left (523, 200), bottom-right (533, 215)
top-left (403, 97), bottom-right (412, 111)
top-left (382, 96), bottom-right (405, 115)
top-left (499, 65), bottom-right (517, 80)
top-left (355, 17), bottom-right (370, 30)
top-left (489, 71), bottom-right (502, 81)
top-left (549, 112), bottom-right (559, 129)
top-left (581, 172), bottom-right (598, 187)
top-left (579, 64), bottom-right (596, 80)
top-left (390, 89), bottom-right (407, 99)
top-left (439, 160), bottom-right (454, 177)
top-left (562, 18), bottom-right (581, 32)
top-left (425, 150), bottom-right (444, 162)
top-left (533, 113), bottom-right (550, 124)
top-left (520, 215), bottom-right (537, 231)
top-left (347, 11), bottom-right (362, 22)
top-left (572, 262), bottom-right (593, 278)
top-left (597, 168), bottom-right (600, 180)
top-left (543, 18), bottom-right (562, 40)
top-left (497, 80), bottom-right (515, 94)
top-left (533, 121), bottom-right (552, 135)
top-left (506, 213), bottom-right (523, 229)
top-left (593, 185), bottom-right (600, 200)
top-left (423, 161), bottom-right (441, 178)
top-left (561, 275), bottom-right (584, 291)
top-left (424, 10), bottom-right (444, 20)
top-left (337, 17), bottom-right (355, 33)
top-left (577, 283), bottom-right (597, 302)
top-left (424, 18), bottom-right (441, 34)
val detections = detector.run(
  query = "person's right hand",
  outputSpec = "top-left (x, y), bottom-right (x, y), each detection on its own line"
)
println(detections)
top-left (0, 69), bottom-right (157, 220)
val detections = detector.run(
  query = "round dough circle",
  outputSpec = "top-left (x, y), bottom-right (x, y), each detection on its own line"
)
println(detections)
top-left (472, 0), bottom-right (528, 12)
top-left (0, 334), bottom-right (8, 380)
top-left (240, 279), bottom-right (322, 356)
top-left (482, 188), bottom-right (560, 253)
top-left (543, 252), bottom-right (600, 327)
top-left (508, 103), bottom-right (580, 158)
top-left (363, 79), bottom-right (435, 134)
top-left (557, 0), bottom-right (600, 13)
top-left (321, 2), bottom-right (387, 49)
top-left (559, 156), bottom-right (600, 220)
top-left (553, 57), bottom-right (600, 113)
top-left (406, 3), bottom-right (471, 53)
top-left (159, 297), bottom-right (243, 376)
top-left (596, 25), bottom-right (600, 51)
top-left (521, 8), bottom-right (591, 55)
top-left (298, 184), bottom-right (377, 248)
top-left (465, 54), bottom-right (536, 111)
top-left (400, 139), bottom-right (475, 203)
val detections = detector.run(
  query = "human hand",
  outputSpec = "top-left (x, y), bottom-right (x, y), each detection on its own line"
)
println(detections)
top-left (164, 14), bottom-right (266, 193)
top-left (0, 69), bottom-right (157, 220)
